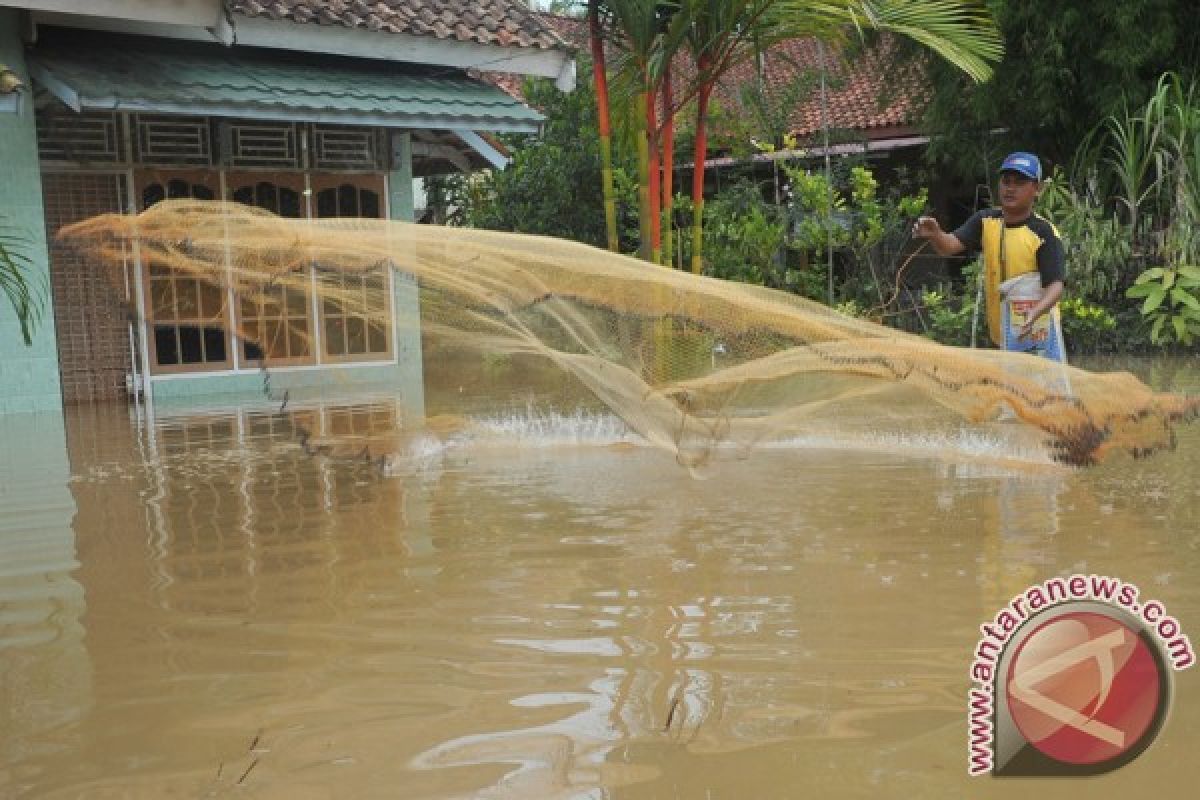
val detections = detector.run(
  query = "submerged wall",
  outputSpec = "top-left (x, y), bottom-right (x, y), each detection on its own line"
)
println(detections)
top-left (0, 11), bottom-right (63, 414)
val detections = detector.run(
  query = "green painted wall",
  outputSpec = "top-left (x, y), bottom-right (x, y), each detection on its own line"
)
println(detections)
top-left (0, 25), bottom-right (429, 420)
top-left (0, 11), bottom-right (63, 414)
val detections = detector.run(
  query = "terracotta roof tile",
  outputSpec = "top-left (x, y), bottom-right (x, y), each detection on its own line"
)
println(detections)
top-left (533, 12), bottom-right (921, 142)
top-left (707, 37), bottom-right (921, 140)
top-left (231, 1), bottom-right (567, 51)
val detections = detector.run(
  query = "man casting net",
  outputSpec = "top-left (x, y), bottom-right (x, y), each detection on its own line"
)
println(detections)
top-left (61, 200), bottom-right (1197, 469)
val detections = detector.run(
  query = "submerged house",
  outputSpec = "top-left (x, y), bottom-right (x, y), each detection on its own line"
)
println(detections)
top-left (0, 0), bottom-right (574, 415)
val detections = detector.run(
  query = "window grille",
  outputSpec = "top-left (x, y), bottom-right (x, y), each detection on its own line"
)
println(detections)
top-left (135, 115), bottom-right (212, 166)
top-left (311, 125), bottom-right (380, 171)
top-left (227, 121), bottom-right (301, 168)
top-left (37, 110), bottom-right (122, 163)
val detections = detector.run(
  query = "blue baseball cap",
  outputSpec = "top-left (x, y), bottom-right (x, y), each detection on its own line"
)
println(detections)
top-left (999, 151), bottom-right (1042, 181)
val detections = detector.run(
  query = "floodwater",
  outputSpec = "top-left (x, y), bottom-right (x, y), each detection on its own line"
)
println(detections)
top-left (2, 356), bottom-right (1199, 799)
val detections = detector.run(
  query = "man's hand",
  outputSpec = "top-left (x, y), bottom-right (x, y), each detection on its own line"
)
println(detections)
top-left (912, 216), bottom-right (942, 239)
top-left (911, 216), bottom-right (965, 257)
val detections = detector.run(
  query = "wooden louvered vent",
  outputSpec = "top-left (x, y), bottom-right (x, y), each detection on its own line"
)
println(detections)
top-left (134, 115), bottom-right (212, 166)
top-left (311, 125), bottom-right (382, 171)
top-left (37, 110), bottom-right (123, 164)
top-left (227, 121), bottom-right (301, 168)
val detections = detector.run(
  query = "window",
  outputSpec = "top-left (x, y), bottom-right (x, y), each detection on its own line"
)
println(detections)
top-left (311, 176), bottom-right (391, 362)
top-left (149, 263), bottom-right (230, 370)
top-left (240, 283), bottom-right (312, 365)
top-left (317, 268), bottom-right (391, 361)
top-left (135, 168), bottom-right (395, 376)
top-left (315, 183), bottom-right (380, 219)
top-left (231, 180), bottom-right (303, 219)
top-left (139, 172), bottom-right (231, 373)
top-left (226, 175), bottom-right (315, 366)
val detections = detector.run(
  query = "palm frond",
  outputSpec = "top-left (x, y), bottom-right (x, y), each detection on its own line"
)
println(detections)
top-left (851, 0), bottom-right (1002, 83)
top-left (0, 215), bottom-right (46, 346)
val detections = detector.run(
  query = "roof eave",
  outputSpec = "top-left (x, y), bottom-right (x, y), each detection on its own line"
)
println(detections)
top-left (14, 0), bottom-right (221, 27)
top-left (41, 99), bottom-right (541, 136)
top-left (233, 17), bottom-right (576, 91)
top-left (26, 62), bottom-right (542, 134)
top-left (700, 133), bottom-right (931, 170)
top-left (29, 10), bottom-right (576, 90)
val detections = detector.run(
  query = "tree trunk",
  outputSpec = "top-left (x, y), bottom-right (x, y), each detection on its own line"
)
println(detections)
top-left (647, 84), bottom-right (662, 265)
top-left (589, 4), bottom-right (618, 252)
top-left (690, 71), bottom-right (714, 275)
top-left (635, 88), bottom-right (652, 261)
top-left (661, 62), bottom-right (675, 268)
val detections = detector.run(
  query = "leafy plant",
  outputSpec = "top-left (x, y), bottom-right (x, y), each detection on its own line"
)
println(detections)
top-left (1125, 265), bottom-right (1200, 345)
top-left (427, 69), bottom-right (639, 252)
top-left (834, 298), bottom-right (866, 318)
top-left (1039, 168), bottom-right (1131, 300)
top-left (0, 213), bottom-right (44, 346)
top-left (781, 162), bottom-right (928, 307)
top-left (698, 179), bottom-right (787, 286)
top-left (921, 287), bottom-right (973, 346)
top-left (1059, 297), bottom-right (1117, 353)
top-left (912, 0), bottom-right (1199, 174)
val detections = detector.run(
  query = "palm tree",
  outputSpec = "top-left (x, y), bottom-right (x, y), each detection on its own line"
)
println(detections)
top-left (588, 1), bottom-right (620, 252)
top-left (661, 58), bottom-right (677, 266)
top-left (596, 0), bottom-right (692, 262)
top-left (682, 0), bottom-right (1003, 273)
top-left (0, 213), bottom-right (44, 346)
top-left (591, 1), bottom-right (1001, 271)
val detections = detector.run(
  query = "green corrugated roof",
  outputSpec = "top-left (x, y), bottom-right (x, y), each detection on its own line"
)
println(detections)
top-left (28, 36), bottom-right (542, 133)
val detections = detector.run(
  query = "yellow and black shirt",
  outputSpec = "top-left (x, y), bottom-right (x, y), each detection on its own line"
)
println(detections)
top-left (952, 209), bottom-right (1066, 347)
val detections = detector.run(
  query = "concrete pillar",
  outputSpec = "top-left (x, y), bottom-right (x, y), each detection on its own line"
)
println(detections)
top-left (389, 131), bottom-right (415, 223)
top-left (0, 10), bottom-right (63, 414)
top-left (388, 131), bottom-right (425, 418)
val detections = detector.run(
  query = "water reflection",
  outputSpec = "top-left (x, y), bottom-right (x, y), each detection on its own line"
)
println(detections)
top-left (0, 411), bottom-right (87, 784)
top-left (0, 362), bottom-right (1197, 798)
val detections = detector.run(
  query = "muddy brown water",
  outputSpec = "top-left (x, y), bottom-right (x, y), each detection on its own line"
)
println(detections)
top-left (2, 356), bottom-right (1198, 798)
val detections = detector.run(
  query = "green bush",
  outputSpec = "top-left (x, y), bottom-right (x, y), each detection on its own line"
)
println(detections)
top-left (696, 180), bottom-right (787, 287)
top-left (1059, 297), bottom-right (1118, 353)
top-left (921, 288), bottom-right (974, 346)
top-left (1126, 265), bottom-right (1200, 345)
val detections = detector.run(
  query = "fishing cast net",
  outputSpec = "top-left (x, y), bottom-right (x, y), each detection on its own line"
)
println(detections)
top-left (61, 200), bottom-right (1197, 468)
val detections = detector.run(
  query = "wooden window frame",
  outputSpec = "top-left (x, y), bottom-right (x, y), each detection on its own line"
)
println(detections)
top-left (225, 172), bottom-right (318, 367)
top-left (132, 165), bottom-right (397, 377)
top-left (309, 173), bottom-right (393, 364)
top-left (136, 169), bottom-right (234, 375)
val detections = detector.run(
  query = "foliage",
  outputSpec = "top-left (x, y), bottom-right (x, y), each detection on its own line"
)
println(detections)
top-left (921, 287), bottom-right (974, 346)
top-left (426, 72), bottom-right (639, 250)
top-left (785, 166), bottom-right (848, 262)
top-left (588, 1), bottom-right (1001, 267)
top-left (0, 213), bottom-right (44, 346)
top-left (1037, 169), bottom-right (1130, 301)
top-left (781, 162), bottom-right (929, 305)
top-left (682, 162), bottom-right (931, 311)
top-left (693, 179), bottom-right (788, 286)
top-left (834, 298), bottom-right (867, 318)
top-left (1125, 265), bottom-right (1200, 346)
top-left (1034, 72), bottom-right (1200, 351)
top-left (1058, 297), bottom-right (1118, 353)
top-left (915, 0), bottom-right (1200, 176)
